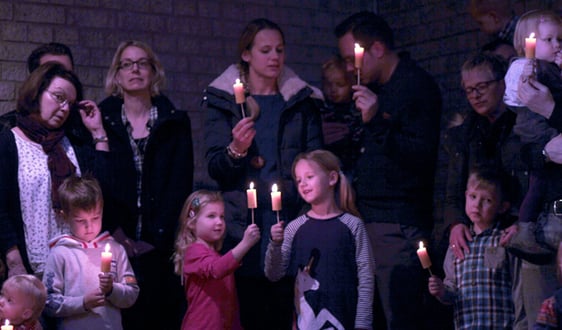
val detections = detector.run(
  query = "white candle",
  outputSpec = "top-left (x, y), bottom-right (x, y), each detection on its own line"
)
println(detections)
top-left (247, 182), bottom-right (257, 209)
top-left (233, 78), bottom-right (245, 104)
top-left (1, 320), bottom-right (13, 330)
top-left (101, 243), bottom-right (112, 273)
top-left (525, 33), bottom-right (536, 59)
top-left (416, 241), bottom-right (432, 269)
top-left (354, 43), bottom-right (364, 69)
top-left (271, 184), bottom-right (282, 211)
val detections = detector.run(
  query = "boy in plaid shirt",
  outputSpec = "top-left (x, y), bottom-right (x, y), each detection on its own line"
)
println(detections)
top-left (429, 168), bottom-right (518, 329)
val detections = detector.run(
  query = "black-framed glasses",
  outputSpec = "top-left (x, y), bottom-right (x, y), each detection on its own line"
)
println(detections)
top-left (46, 90), bottom-right (74, 108)
top-left (118, 58), bottom-right (153, 71)
top-left (463, 79), bottom-right (499, 96)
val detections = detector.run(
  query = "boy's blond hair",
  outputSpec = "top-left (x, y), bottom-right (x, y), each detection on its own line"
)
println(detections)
top-left (513, 10), bottom-right (562, 57)
top-left (3, 275), bottom-right (47, 320)
top-left (58, 175), bottom-right (104, 216)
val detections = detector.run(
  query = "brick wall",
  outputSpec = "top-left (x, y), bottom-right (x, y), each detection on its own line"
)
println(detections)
top-left (0, 0), bottom-right (560, 191)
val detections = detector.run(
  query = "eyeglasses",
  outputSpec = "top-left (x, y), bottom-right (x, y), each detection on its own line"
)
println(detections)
top-left (119, 58), bottom-right (152, 71)
top-left (463, 79), bottom-right (499, 96)
top-left (46, 90), bottom-right (74, 108)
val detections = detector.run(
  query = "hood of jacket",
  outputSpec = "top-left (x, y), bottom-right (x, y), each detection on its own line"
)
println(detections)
top-left (207, 64), bottom-right (323, 103)
top-left (49, 231), bottom-right (113, 249)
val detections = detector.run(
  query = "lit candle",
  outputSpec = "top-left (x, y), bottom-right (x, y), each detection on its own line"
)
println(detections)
top-left (416, 241), bottom-right (432, 269)
top-left (101, 243), bottom-right (112, 273)
top-left (271, 183), bottom-right (282, 211)
top-left (233, 78), bottom-right (245, 104)
top-left (247, 182), bottom-right (257, 209)
top-left (354, 43), bottom-right (364, 69)
top-left (1, 320), bottom-right (13, 330)
top-left (525, 33), bottom-right (536, 59)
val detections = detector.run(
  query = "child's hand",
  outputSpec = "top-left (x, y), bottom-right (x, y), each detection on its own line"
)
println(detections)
top-left (83, 288), bottom-right (105, 310)
top-left (242, 224), bottom-right (261, 247)
top-left (270, 221), bottom-right (284, 243)
top-left (428, 275), bottom-right (445, 299)
top-left (99, 273), bottom-right (114, 296)
top-left (555, 51), bottom-right (562, 68)
top-left (521, 58), bottom-right (535, 78)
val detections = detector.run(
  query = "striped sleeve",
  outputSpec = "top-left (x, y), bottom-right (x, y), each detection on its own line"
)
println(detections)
top-left (340, 213), bottom-right (375, 329)
top-left (264, 215), bottom-right (308, 281)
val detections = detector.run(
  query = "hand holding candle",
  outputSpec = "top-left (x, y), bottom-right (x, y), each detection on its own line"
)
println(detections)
top-left (101, 243), bottom-right (112, 273)
top-left (417, 241), bottom-right (433, 275)
top-left (233, 78), bottom-right (245, 104)
top-left (1, 320), bottom-right (12, 330)
top-left (525, 33), bottom-right (536, 59)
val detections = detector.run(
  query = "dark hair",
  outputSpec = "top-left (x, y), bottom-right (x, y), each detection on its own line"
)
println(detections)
top-left (27, 42), bottom-right (74, 73)
top-left (461, 52), bottom-right (508, 82)
top-left (334, 11), bottom-right (394, 49)
top-left (58, 175), bottom-right (104, 215)
top-left (237, 18), bottom-right (285, 76)
top-left (467, 166), bottom-right (512, 204)
top-left (17, 62), bottom-right (83, 116)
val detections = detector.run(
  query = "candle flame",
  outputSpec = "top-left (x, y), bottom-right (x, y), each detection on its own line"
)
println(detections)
top-left (4, 320), bottom-right (9, 326)
top-left (249, 182), bottom-right (254, 189)
top-left (354, 43), bottom-right (362, 49)
top-left (235, 78), bottom-right (241, 84)
top-left (418, 241), bottom-right (424, 249)
top-left (529, 32), bottom-right (535, 38)
top-left (104, 243), bottom-right (110, 253)
top-left (272, 183), bottom-right (278, 193)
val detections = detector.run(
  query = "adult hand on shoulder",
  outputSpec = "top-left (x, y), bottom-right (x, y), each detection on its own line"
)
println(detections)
top-left (231, 117), bottom-right (255, 153)
top-left (6, 248), bottom-right (27, 277)
top-left (544, 133), bottom-right (562, 164)
top-left (449, 223), bottom-right (472, 260)
top-left (518, 77), bottom-right (555, 119)
top-left (499, 224), bottom-right (518, 246)
top-left (352, 85), bottom-right (379, 123)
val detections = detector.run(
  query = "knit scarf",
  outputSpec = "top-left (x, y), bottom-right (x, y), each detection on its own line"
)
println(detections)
top-left (16, 113), bottom-right (76, 210)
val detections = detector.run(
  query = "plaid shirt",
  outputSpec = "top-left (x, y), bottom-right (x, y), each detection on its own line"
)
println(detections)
top-left (121, 105), bottom-right (158, 240)
top-left (498, 14), bottom-right (519, 44)
top-left (442, 225), bottom-right (515, 329)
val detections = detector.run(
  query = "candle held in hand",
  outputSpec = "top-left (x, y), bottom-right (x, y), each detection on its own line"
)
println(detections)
top-left (1, 320), bottom-right (13, 330)
top-left (416, 241), bottom-right (432, 269)
top-left (247, 182), bottom-right (257, 209)
top-left (271, 183), bottom-right (282, 211)
top-left (354, 43), bottom-right (364, 69)
top-left (525, 33), bottom-right (536, 59)
top-left (233, 78), bottom-right (245, 104)
top-left (101, 243), bottom-right (112, 273)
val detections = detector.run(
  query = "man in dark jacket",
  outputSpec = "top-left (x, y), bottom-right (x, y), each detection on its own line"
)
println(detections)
top-left (335, 11), bottom-right (442, 330)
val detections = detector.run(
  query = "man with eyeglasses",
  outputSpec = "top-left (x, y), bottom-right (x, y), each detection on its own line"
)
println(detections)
top-left (444, 52), bottom-right (530, 329)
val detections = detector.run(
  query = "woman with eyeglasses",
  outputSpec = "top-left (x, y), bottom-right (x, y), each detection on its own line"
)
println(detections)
top-left (442, 54), bottom-right (530, 324)
top-left (98, 40), bottom-right (193, 330)
top-left (0, 62), bottom-right (109, 280)
top-left (203, 18), bottom-right (323, 329)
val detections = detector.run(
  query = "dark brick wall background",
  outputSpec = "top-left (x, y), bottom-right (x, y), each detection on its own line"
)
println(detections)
top-left (0, 0), bottom-right (560, 194)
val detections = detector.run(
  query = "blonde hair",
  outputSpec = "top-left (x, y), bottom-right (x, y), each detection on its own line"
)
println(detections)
top-left (2, 275), bottom-right (47, 321)
top-left (104, 40), bottom-right (166, 97)
top-left (172, 190), bottom-right (224, 281)
top-left (513, 10), bottom-right (562, 57)
top-left (321, 56), bottom-right (348, 81)
top-left (291, 150), bottom-right (360, 217)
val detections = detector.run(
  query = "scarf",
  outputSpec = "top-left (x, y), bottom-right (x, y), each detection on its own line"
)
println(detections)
top-left (16, 113), bottom-right (76, 210)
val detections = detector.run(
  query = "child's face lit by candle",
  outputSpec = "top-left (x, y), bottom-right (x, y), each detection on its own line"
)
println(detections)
top-left (193, 202), bottom-right (225, 250)
top-left (535, 21), bottom-right (562, 62)
top-left (0, 285), bottom-right (32, 325)
top-left (65, 202), bottom-right (103, 242)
